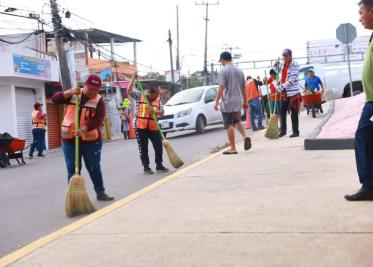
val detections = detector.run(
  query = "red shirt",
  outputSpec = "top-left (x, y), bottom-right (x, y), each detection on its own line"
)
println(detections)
top-left (281, 64), bottom-right (289, 84)
top-left (269, 82), bottom-right (281, 101)
top-left (52, 91), bottom-right (105, 141)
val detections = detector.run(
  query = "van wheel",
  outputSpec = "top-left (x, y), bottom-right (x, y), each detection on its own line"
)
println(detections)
top-left (195, 115), bottom-right (206, 134)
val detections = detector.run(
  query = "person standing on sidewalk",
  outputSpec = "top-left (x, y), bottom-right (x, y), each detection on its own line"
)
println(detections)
top-left (127, 73), bottom-right (169, 174)
top-left (120, 97), bottom-right (131, 140)
top-left (345, 0), bottom-right (373, 201)
top-left (28, 102), bottom-right (47, 159)
top-left (52, 74), bottom-right (114, 201)
top-left (214, 51), bottom-right (252, 155)
top-left (246, 75), bottom-right (265, 131)
top-left (276, 49), bottom-right (302, 138)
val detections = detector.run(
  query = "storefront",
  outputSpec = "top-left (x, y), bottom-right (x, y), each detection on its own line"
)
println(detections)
top-left (0, 52), bottom-right (59, 147)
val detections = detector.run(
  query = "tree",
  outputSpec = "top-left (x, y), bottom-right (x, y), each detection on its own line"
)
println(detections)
top-left (142, 72), bottom-right (166, 81)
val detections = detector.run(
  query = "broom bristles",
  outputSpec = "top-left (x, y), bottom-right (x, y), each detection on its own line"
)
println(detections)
top-left (163, 139), bottom-right (184, 169)
top-left (65, 174), bottom-right (96, 217)
top-left (265, 115), bottom-right (279, 139)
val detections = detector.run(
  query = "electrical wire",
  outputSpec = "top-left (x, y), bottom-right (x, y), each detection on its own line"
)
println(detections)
top-left (0, 30), bottom-right (41, 44)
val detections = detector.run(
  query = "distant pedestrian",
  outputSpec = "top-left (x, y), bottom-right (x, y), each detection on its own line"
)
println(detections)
top-left (274, 48), bottom-right (301, 138)
top-left (345, 0), bottom-right (373, 201)
top-left (267, 69), bottom-right (282, 115)
top-left (214, 51), bottom-right (252, 154)
top-left (52, 74), bottom-right (114, 201)
top-left (127, 73), bottom-right (169, 174)
top-left (120, 97), bottom-right (131, 140)
top-left (246, 75), bottom-right (265, 131)
top-left (28, 102), bottom-right (46, 159)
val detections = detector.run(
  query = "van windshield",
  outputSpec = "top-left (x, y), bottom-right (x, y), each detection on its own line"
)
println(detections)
top-left (166, 88), bottom-right (204, 106)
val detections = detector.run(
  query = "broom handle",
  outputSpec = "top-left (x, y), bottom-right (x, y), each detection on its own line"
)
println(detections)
top-left (135, 80), bottom-right (165, 140)
top-left (264, 70), bottom-right (272, 116)
top-left (274, 59), bottom-right (281, 114)
top-left (75, 95), bottom-right (80, 175)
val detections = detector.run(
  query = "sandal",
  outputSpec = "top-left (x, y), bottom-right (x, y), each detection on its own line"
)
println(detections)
top-left (222, 150), bottom-right (238, 155)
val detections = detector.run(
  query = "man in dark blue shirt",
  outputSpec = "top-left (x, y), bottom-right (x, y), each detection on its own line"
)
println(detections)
top-left (305, 69), bottom-right (324, 92)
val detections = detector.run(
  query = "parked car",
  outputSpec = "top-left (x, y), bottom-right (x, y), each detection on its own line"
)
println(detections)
top-left (158, 85), bottom-right (223, 135)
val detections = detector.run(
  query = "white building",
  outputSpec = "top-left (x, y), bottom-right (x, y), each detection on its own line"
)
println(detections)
top-left (0, 33), bottom-right (59, 146)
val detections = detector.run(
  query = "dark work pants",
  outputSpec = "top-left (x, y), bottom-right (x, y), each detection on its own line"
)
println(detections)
top-left (135, 128), bottom-right (163, 168)
top-left (280, 97), bottom-right (299, 135)
top-left (61, 140), bottom-right (105, 194)
top-left (355, 102), bottom-right (373, 187)
top-left (29, 128), bottom-right (46, 157)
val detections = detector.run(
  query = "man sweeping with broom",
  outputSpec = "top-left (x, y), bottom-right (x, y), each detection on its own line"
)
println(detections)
top-left (127, 73), bottom-right (170, 174)
top-left (52, 74), bottom-right (114, 208)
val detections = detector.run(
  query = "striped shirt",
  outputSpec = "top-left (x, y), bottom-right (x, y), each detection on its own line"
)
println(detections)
top-left (277, 60), bottom-right (301, 97)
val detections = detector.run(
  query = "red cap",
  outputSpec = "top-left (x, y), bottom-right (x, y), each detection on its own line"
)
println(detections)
top-left (85, 74), bottom-right (102, 90)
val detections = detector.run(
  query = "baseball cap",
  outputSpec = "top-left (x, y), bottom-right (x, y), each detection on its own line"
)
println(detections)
top-left (85, 74), bottom-right (102, 90)
top-left (219, 51), bottom-right (232, 62)
top-left (34, 102), bottom-right (42, 109)
top-left (282, 48), bottom-right (292, 56)
top-left (308, 68), bottom-right (315, 72)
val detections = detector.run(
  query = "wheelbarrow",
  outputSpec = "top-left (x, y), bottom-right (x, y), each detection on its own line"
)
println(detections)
top-left (0, 133), bottom-right (29, 168)
top-left (302, 92), bottom-right (323, 118)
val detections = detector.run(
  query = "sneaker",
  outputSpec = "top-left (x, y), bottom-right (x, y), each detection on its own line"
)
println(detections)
top-left (97, 192), bottom-right (114, 201)
top-left (258, 125), bottom-right (265, 130)
top-left (156, 165), bottom-right (169, 173)
top-left (37, 154), bottom-right (46, 159)
top-left (27, 155), bottom-right (33, 159)
top-left (144, 166), bottom-right (154, 174)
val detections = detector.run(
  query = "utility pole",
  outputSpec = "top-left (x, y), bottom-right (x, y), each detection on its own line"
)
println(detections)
top-left (195, 1), bottom-right (219, 85)
top-left (176, 5), bottom-right (180, 71)
top-left (49, 0), bottom-right (72, 89)
top-left (168, 30), bottom-right (175, 84)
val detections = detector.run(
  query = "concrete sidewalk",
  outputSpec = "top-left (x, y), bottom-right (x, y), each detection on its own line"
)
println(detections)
top-left (4, 108), bottom-right (372, 267)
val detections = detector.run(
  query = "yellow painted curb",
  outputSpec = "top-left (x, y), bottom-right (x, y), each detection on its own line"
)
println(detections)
top-left (0, 149), bottom-right (223, 267)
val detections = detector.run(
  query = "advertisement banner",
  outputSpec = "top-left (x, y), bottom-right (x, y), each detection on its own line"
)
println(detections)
top-left (13, 54), bottom-right (51, 79)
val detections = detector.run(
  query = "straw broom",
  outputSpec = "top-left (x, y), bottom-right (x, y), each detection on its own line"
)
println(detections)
top-left (135, 80), bottom-right (184, 169)
top-left (264, 69), bottom-right (279, 139)
top-left (65, 95), bottom-right (96, 217)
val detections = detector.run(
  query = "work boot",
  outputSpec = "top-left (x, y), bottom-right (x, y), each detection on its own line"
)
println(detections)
top-left (156, 165), bottom-right (169, 173)
top-left (97, 192), bottom-right (114, 201)
top-left (144, 166), bottom-right (154, 174)
top-left (345, 187), bottom-right (373, 201)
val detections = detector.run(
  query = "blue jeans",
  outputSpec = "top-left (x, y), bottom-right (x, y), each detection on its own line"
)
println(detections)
top-left (249, 97), bottom-right (264, 128)
top-left (29, 128), bottom-right (46, 157)
top-left (355, 102), bottom-right (373, 187)
top-left (61, 140), bottom-right (105, 193)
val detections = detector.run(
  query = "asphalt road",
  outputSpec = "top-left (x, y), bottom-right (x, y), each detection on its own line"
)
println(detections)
top-left (0, 125), bottom-right (232, 257)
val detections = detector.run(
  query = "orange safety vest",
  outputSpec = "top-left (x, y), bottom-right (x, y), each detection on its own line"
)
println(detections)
top-left (136, 95), bottom-right (160, 131)
top-left (246, 79), bottom-right (260, 102)
top-left (32, 110), bottom-right (46, 129)
top-left (61, 94), bottom-right (102, 141)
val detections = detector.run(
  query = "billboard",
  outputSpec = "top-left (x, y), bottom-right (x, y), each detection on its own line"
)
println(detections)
top-left (13, 54), bottom-right (51, 79)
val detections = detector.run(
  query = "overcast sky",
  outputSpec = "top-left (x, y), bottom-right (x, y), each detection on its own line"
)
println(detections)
top-left (0, 0), bottom-right (371, 77)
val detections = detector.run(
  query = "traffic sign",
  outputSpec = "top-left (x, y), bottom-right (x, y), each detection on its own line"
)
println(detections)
top-left (336, 23), bottom-right (357, 44)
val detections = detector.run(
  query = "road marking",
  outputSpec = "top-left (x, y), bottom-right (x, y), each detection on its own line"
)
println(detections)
top-left (0, 149), bottom-right (223, 267)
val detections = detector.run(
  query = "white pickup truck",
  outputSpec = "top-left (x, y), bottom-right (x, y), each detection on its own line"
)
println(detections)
top-left (298, 63), bottom-right (364, 98)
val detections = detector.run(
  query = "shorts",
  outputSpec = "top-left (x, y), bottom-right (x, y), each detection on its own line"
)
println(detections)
top-left (222, 111), bottom-right (241, 129)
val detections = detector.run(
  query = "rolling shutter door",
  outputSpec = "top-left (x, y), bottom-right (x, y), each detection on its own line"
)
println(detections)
top-left (15, 87), bottom-right (35, 145)
top-left (46, 103), bottom-right (61, 148)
